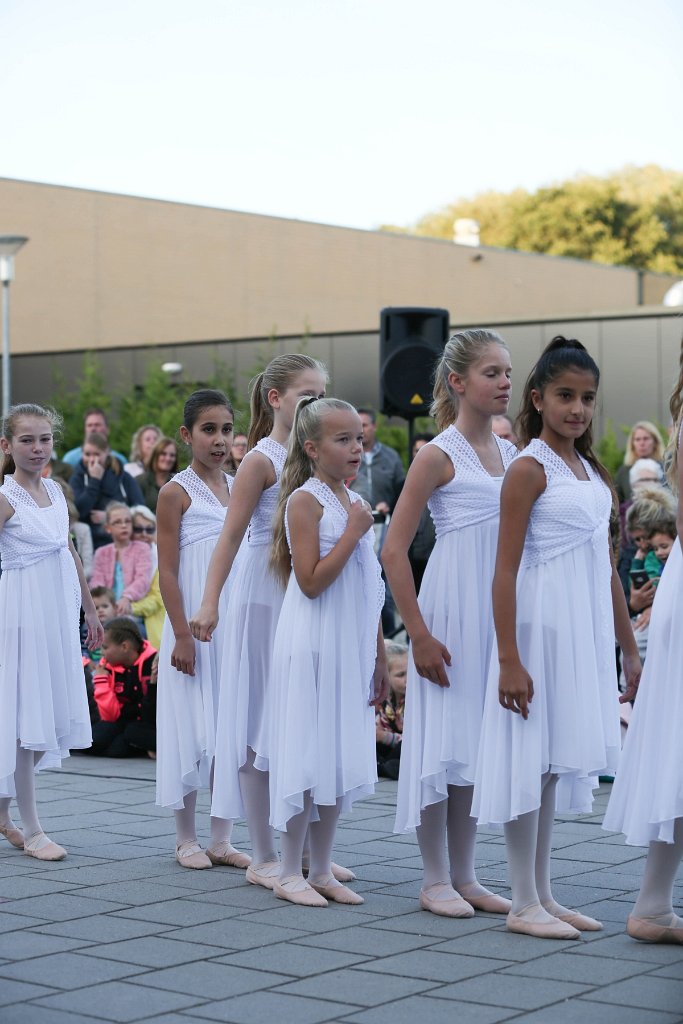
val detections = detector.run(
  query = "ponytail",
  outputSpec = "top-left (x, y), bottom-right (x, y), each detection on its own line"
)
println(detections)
top-left (0, 453), bottom-right (16, 483)
top-left (517, 335), bottom-right (612, 488)
top-left (246, 372), bottom-right (272, 450)
top-left (269, 396), bottom-right (356, 586)
top-left (246, 353), bottom-right (328, 450)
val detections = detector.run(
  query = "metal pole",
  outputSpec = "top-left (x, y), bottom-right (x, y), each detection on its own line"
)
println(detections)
top-left (1, 279), bottom-right (9, 420)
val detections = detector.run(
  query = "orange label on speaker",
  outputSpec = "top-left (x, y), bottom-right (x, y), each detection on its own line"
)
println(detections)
top-left (410, 393), bottom-right (423, 405)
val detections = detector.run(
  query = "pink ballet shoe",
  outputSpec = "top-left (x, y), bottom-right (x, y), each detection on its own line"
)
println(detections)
top-left (309, 875), bottom-right (364, 905)
top-left (245, 860), bottom-right (281, 889)
top-left (0, 822), bottom-right (24, 849)
top-left (206, 842), bottom-right (252, 868)
top-left (302, 859), bottom-right (356, 883)
top-left (274, 874), bottom-right (328, 907)
top-left (176, 841), bottom-right (212, 869)
top-left (419, 882), bottom-right (475, 918)
top-left (627, 914), bottom-right (683, 944)
top-left (546, 908), bottom-right (603, 932)
top-left (506, 903), bottom-right (580, 940)
top-left (461, 888), bottom-right (513, 914)
top-left (23, 832), bottom-right (66, 862)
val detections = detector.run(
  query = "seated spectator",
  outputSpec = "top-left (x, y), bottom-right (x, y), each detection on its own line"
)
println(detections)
top-left (70, 433), bottom-right (144, 548)
top-left (651, 524), bottom-right (676, 571)
top-left (614, 421), bottom-right (665, 504)
top-left (124, 424), bottom-right (162, 478)
top-left (623, 487), bottom-right (676, 669)
top-left (225, 432), bottom-right (248, 475)
top-left (89, 618), bottom-right (157, 758)
top-left (130, 505), bottom-right (165, 649)
top-left (376, 640), bottom-right (408, 780)
top-left (137, 437), bottom-right (178, 512)
top-left (89, 502), bottom-right (152, 618)
top-left (62, 407), bottom-right (126, 468)
top-left (492, 414), bottom-right (517, 444)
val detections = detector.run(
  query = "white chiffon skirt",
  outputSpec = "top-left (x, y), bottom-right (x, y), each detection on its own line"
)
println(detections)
top-left (603, 542), bottom-right (683, 845)
top-left (395, 520), bottom-right (499, 833)
top-left (0, 552), bottom-right (91, 797)
top-left (473, 541), bottom-right (621, 826)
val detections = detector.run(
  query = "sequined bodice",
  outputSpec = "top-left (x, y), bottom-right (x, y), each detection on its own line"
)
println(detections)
top-left (427, 426), bottom-right (516, 537)
top-left (173, 467), bottom-right (232, 549)
top-left (245, 438), bottom-right (287, 546)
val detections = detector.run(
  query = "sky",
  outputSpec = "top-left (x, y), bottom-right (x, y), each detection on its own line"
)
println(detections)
top-left (1, 0), bottom-right (682, 231)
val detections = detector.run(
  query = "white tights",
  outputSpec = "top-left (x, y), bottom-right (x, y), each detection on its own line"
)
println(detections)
top-left (416, 784), bottom-right (486, 894)
top-left (503, 772), bottom-right (567, 917)
top-left (632, 818), bottom-right (683, 924)
top-left (0, 743), bottom-right (45, 839)
top-left (173, 758), bottom-right (235, 848)
top-left (238, 747), bottom-right (278, 865)
top-left (280, 792), bottom-right (341, 880)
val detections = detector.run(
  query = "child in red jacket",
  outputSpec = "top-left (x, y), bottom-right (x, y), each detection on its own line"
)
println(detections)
top-left (90, 618), bottom-right (157, 758)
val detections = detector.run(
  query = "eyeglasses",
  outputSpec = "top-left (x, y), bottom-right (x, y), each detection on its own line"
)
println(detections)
top-left (133, 525), bottom-right (156, 535)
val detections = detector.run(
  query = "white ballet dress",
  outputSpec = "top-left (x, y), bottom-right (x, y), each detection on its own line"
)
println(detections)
top-left (394, 427), bottom-right (516, 833)
top-left (473, 439), bottom-right (620, 826)
top-left (603, 535), bottom-right (683, 845)
top-left (269, 479), bottom-right (385, 832)
top-left (0, 476), bottom-right (91, 796)
top-left (156, 468), bottom-right (235, 810)
top-left (210, 437), bottom-right (287, 821)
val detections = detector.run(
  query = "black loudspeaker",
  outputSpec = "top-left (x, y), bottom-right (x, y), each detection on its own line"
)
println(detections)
top-left (379, 307), bottom-right (450, 418)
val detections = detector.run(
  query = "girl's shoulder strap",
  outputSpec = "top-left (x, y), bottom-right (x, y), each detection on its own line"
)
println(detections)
top-left (251, 437), bottom-right (287, 476)
top-left (495, 436), bottom-right (518, 468)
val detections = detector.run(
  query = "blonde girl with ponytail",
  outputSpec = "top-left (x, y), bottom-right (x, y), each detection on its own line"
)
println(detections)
top-left (382, 328), bottom-right (516, 918)
top-left (267, 397), bottom-right (388, 907)
top-left (189, 354), bottom-right (327, 889)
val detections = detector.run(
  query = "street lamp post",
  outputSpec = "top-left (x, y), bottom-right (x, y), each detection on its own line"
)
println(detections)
top-left (0, 236), bottom-right (29, 419)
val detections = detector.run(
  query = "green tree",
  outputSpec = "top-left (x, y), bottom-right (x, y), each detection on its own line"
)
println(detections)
top-left (383, 165), bottom-right (683, 274)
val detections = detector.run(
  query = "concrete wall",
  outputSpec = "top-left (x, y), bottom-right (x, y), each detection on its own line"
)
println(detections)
top-left (1, 178), bottom-right (677, 357)
top-left (12, 308), bottom-right (683, 443)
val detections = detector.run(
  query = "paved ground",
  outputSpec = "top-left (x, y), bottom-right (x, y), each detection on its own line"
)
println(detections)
top-left (0, 759), bottom-right (681, 1024)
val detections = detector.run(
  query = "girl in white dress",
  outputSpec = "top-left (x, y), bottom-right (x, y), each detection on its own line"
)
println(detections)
top-left (472, 337), bottom-right (641, 939)
top-left (602, 348), bottom-right (683, 945)
top-left (382, 329), bottom-right (516, 918)
top-left (156, 390), bottom-right (249, 870)
top-left (268, 397), bottom-right (388, 907)
top-left (190, 355), bottom-right (328, 889)
top-left (0, 404), bottom-right (102, 861)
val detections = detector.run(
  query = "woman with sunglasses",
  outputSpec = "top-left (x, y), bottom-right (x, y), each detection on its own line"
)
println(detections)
top-left (130, 506), bottom-right (165, 649)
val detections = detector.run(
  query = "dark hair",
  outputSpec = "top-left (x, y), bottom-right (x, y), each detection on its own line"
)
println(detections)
top-left (412, 432), bottom-right (435, 445)
top-left (104, 616), bottom-right (144, 652)
top-left (247, 354), bottom-right (327, 450)
top-left (182, 389), bottom-right (234, 432)
top-left (149, 436), bottom-right (178, 475)
top-left (84, 407), bottom-right (109, 425)
top-left (90, 585), bottom-right (116, 604)
top-left (0, 403), bottom-right (63, 483)
top-left (357, 407), bottom-right (377, 423)
top-left (517, 336), bottom-right (609, 485)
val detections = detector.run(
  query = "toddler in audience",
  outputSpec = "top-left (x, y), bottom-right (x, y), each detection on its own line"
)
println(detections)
top-left (376, 640), bottom-right (407, 780)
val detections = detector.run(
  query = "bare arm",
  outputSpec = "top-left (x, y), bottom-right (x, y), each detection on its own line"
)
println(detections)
top-left (381, 444), bottom-right (453, 687)
top-left (493, 458), bottom-right (546, 719)
top-left (156, 482), bottom-right (196, 675)
top-left (611, 535), bottom-right (642, 703)
top-left (289, 491), bottom-right (374, 599)
top-left (190, 453), bottom-right (274, 640)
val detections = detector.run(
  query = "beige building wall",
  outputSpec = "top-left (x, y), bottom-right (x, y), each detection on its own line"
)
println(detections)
top-left (0, 178), bottom-right (677, 356)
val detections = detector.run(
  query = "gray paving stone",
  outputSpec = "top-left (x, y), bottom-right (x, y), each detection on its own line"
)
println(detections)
top-left (552, 841), bottom-right (647, 864)
top-left (353, 864), bottom-right (423, 885)
top-left (235, 904), bottom-right (382, 932)
top-left (372, 909), bottom-right (501, 939)
top-left (189, 989), bottom-right (361, 1023)
top-left (511, 1000), bottom-right (683, 1024)
top-left (7, 893), bottom-right (129, 920)
top-left (0, 909), bottom-right (51, 930)
top-left (358, 948), bottom-right (514, 982)
top-left (429, 972), bottom-right (593, 1009)
top-left (134, 960), bottom-right (291, 997)
top-left (0, 950), bottom-right (148, 989)
top-left (571, 931), bottom-right (683, 963)
top-left (160, 918), bottom-right (309, 950)
top-left (428, 928), bottom-right (580, 961)
top-left (292, 925), bottom-right (441, 956)
top-left (33, 916), bottom-right (171, 942)
top-left (113, 898), bottom-right (240, 926)
top-left (0, 929), bottom-right (87, 959)
top-left (216, 941), bottom-right (369, 977)
top-left (2, 978), bottom-right (59, 1004)
top-left (650, 962), bottom-right (683, 980)
top-left (29, 858), bottom-right (170, 887)
top-left (31, 980), bottom-right (205, 1021)
top-left (71, 880), bottom-right (193, 905)
top-left (0, 875), bottom-right (82, 898)
top-left (587, 974), bottom-right (683, 1013)
top-left (500, 949), bottom-right (655, 984)
top-left (343, 994), bottom-right (516, 1024)
top-left (272, 967), bottom-right (438, 1006)
top-left (78, 935), bottom-right (228, 968)
top-left (0, 1005), bottom-right (104, 1024)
